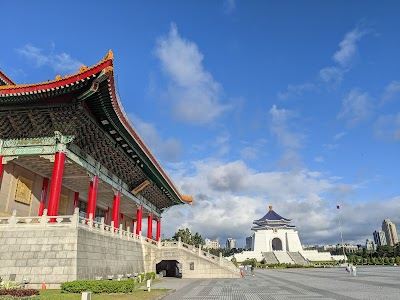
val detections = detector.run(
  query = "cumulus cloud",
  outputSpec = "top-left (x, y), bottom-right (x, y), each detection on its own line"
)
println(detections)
top-left (223, 0), bottom-right (236, 14)
top-left (333, 131), bottom-right (346, 141)
top-left (314, 156), bottom-right (324, 163)
top-left (373, 113), bottom-right (400, 141)
top-left (337, 88), bottom-right (373, 126)
top-left (333, 27), bottom-right (367, 67)
top-left (155, 23), bottom-right (230, 125)
top-left (380, 80), bottom-right (400, 106)
top-left (269, 105), bottom-right (304, 149)
top-left (277, 83), bottom-right (316, 101)
top-left (128, 114), bottom-right (182, 162)
top-left (17, 44), bottom-right (82, 74)
top-left (319, 26), bottom-right (368, 85)
top-left (160, 158), bottom-right (395, 246)
top-left (319, 67), bottom-right (343, 85)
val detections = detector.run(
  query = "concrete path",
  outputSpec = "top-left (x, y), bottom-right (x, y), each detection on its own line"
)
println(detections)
top-left (153, 266), bottom-right (400, 299)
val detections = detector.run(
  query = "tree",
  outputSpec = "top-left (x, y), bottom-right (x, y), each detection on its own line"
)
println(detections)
top-left (171, 228), bottom-right (204, 246)
top-left (172, 228), bottom-right (192, 244)
top-left (192, 232), bottom-right (204, 246)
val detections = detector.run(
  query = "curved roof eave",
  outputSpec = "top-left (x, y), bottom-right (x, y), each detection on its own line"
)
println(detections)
top-left (0, 50), bottom-right (193, 206)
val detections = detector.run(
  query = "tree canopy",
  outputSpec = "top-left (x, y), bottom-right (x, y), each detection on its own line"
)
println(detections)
top-left (172, 228), bottom-right (204, 246)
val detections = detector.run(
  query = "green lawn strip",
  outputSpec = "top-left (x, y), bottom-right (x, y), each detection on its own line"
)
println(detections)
top-left (38, 289), bottom-right (170, 300)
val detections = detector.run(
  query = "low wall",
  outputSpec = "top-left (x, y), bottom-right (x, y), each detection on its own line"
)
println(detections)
top-left (0, 227), bottom-right (78, 289)
top-left (0, 211), bottom-right (240, 288)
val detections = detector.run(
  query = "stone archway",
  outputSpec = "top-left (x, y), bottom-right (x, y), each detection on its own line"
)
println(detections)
top-left (156, 260), bottom-right (182, 277)
top-left (271, 238), bottom-right (283, 250)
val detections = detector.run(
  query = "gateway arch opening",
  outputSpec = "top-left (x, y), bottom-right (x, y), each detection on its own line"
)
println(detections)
top-left (272, 238), bottom-right (283, 251)
top-left (156, 260), bottom-right (182, 278)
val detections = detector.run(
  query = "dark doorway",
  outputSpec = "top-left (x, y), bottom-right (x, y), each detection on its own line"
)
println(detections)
top-left (272, 238), bottom-right (283, 250)
top-left (156, 260), bottom-right (181, 277)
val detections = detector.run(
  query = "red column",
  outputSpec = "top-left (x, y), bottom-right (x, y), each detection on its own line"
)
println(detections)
top-left (147, 212), bottom-right (153, 239)
top-left (86, 175), bottom-right (99, 219)
top-left (73, 192), bottom-right (79, 209)
top-left (105, 207), bottom-right (110, 225)
top-left (47, 152), bottom-right (66, 217)
top-left (38, 178), bottom-right (49, 216)
top-left (136, 205), bottom-right (142, 235)
top-left (156, 218), bottom-right (161, 242)
top-left (112, 190), bottom-right (121, 228)
top-left (0, 156), bottom-right (3, 184)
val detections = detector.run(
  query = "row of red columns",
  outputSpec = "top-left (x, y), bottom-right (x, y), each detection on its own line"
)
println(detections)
top-left (5, 152), bottom-right (162, 241)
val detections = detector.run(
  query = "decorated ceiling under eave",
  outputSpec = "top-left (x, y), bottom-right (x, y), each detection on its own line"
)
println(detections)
top-left (0, 51), bottom-right (193, 210)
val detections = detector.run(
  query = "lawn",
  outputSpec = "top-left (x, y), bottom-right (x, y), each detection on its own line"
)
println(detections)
top-left (36, 289), bottom-right (170, 299)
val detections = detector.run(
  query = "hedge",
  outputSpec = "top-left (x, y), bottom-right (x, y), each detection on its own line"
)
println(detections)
top-left (0, 289), bottom-right (39, 297)
top-left (61, 279), bottom-right (135, 294)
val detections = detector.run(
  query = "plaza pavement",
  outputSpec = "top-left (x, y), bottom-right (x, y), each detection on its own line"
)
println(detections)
top-left (152, 266), bottom-right (400, 299)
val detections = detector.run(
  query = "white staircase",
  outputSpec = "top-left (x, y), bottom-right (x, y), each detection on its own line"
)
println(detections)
top-left (262, 252), bottom-right (279, 264)
top-left (273, 251), bottom-right (295, 264)
top-left (288, 252), bottom-right (310, 265)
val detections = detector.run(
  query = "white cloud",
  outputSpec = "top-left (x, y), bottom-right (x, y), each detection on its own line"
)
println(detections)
top-left (319, 67), bottom-right (343, 84)
top-left (269, 105), bottom-right (303, 149)
top-left (314, 156), bottom-right (324, 163)
top-left (277, 83), bottom-right (315, 101)
top-left (380, 80), bottom-right (400, 105)
top-left (333, 131), bottom-right (346, 141)
top-left (128, 114), bottom-right (182, 162)
top-left (160, 158), bottom-right (396, 246)
top-left (337, 88), bottom-right (373, 126)
top-left (155, 24), bottom-right (230, 125)
top-left (240, 147), bottom-right (258, 160)
top-left (373, 113), bottom-right (400, 141)
top-left (223, 0), bottom-right (236, 14)
top-left (17, 44), bottom-right (82, 74)
top-left (333, 27), bottom-right (367, 67)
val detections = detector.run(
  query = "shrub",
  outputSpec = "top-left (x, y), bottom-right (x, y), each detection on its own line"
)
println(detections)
top-left (0, 289), bottom-right (39, 297)
top-left (0, 280), bottom-right (22, 290)
top-left (145, 272), bottom-right (156, 280)
top-left (138, 273), bottom-right (145, 283)
top-left (61, 279), bottom-right (135, 294)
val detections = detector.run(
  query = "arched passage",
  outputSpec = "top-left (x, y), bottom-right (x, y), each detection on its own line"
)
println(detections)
top-left (156, 260), bottom-right (182, 277)
top-left (271, 238), bottom-right (282, 250)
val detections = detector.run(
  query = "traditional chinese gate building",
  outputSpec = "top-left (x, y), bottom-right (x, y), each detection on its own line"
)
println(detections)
top-left (0, 52), bottom-right (242, 287)
top-left (0, 50), bottom-right (192, 233)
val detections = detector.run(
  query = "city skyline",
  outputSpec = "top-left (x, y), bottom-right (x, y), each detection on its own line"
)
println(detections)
top-left (1, 1), bottom-right (400, 246)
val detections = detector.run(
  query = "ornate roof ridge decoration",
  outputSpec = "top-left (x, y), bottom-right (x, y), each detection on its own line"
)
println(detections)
top-left (0, 50), bottom-right (113, 92)
top-left (0, 70), bottom-right (15, 86)
top-left (181, 195), bottom-right (194, 204)
top-left (104, 64), bottom-right (191, 204)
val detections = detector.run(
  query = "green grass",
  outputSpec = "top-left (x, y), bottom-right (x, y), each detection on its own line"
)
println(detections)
top-left (34, 289), bottom-right (170, 299)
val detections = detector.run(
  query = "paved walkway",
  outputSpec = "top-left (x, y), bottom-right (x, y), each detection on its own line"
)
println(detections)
top-left (152, 266), bottom-right (400, 299)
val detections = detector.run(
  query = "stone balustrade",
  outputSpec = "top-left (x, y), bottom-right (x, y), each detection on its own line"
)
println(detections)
top-left (0, 208), bottom-right (238, 273)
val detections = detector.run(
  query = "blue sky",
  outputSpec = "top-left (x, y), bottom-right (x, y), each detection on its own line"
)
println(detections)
top-left (1, 0), bottom-right (400, 246)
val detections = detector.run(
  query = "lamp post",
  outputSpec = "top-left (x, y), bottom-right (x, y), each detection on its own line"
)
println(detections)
top-left (337, 206), bottom-right (346, 263)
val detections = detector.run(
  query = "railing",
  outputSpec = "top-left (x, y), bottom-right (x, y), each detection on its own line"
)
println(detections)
top-left (0, 208), bottom-right (238, 273)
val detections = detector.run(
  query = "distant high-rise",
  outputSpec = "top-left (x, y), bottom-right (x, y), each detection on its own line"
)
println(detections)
top-left (382, 219), bottom-right (399, 246)
top-left (366, 239), bottom-right (376, 251)
top-left (373, 230), bottom-right (387, 246)
top-left (204, 238), bottom-right (220, 249)
top-left (245, 236), bottom-right (253, 250)
top-left (226, 238), bottom-right (236, 250)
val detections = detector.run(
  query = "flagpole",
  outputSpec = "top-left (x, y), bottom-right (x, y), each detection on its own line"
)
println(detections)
top-left (336, 205), bottom-right (346, 263)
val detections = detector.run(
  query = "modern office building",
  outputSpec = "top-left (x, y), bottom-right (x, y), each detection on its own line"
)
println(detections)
top-left (373, 230), bottom-right (387, 246)
top-left (382, 219), bottom-right (399, 246)
top-left (226, 238), bottom-right (236, 250)
top-left (245, 236), bottom-right (253, 250)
